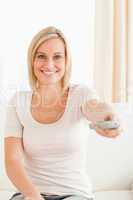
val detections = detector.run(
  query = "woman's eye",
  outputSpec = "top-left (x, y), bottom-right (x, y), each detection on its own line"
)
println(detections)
top-left (37, 54), bottom-right (46, 59)
top-left (54, 55), bottom-right (62, 59)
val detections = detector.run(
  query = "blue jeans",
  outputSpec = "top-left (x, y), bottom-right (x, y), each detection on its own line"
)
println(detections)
top-left (9, 193), bottom-right (93, 200)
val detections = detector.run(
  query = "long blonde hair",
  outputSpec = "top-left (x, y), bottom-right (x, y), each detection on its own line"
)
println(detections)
top-left (27, 26), bottom-right (72, 95)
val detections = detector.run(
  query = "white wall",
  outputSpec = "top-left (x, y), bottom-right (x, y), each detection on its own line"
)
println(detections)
top-left (0, 0), bottom-right (95, 177)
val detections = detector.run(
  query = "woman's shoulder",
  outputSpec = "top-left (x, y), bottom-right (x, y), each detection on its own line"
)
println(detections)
top-left (70, 83), bottom-right (94, 94)
top-left (70, 83), bottom-right (99, 101)
top-left (8, 90), bottom-right (32, 107)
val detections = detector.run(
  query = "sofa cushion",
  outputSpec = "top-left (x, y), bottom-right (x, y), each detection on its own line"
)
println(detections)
top-left (94, 190), bottom-right (132, 200)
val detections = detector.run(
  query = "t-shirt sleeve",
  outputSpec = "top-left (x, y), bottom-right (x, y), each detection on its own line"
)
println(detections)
top-left (81, 84), bottom-right (100, 105)
top-left (4, 92), bottom-right (23, 138)
top-left (72, 84), bottom-right (99, 121)
top-left (76, 84), bottom-right (100, 121)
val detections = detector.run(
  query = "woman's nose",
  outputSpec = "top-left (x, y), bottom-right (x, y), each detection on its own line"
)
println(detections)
top-left (45, 59), bottom-right (55, 71)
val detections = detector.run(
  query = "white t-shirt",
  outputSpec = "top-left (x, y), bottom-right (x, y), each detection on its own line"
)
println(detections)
top-left (4, 83), bottom-right (99, 199)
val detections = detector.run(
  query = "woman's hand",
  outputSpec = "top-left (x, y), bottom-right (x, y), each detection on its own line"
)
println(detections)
top-left (24, 197), bottom-right (44, 200)
top-left (81, 99), bottom-right (123, 138)
top-left (92, 123), bottom-right (122, 138)
top-left (24, 196), bottom-right (44, 200)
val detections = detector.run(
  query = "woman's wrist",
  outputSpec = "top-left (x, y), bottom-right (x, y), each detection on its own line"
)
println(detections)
top-left (24, 196), bottom-right (44, 200)
top-left (23, 187), bottom-right (43, 200)
top-left (24, 192), bottom-right (44, 200)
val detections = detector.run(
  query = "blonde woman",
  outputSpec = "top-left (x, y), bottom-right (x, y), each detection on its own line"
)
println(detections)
top-left (4, 26), bottom-right (121, 200)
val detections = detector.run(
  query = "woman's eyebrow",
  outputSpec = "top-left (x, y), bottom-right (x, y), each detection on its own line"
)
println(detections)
top-left (36, 51), bottom-right (47, 55)
top-left (54, 52), bottom-right (64, 55)
top-left (36, 51), bottom-right (64, 55)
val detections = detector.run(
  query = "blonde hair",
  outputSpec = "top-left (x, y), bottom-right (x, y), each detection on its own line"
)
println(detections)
top-left (27, 26), bottom-right (72, 95)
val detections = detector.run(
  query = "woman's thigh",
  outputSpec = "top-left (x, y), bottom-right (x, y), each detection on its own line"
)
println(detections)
top-left (64, 196), bottom-right (93, 200)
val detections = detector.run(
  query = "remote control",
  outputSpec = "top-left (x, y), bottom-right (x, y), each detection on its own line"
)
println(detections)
top-left (89, 120), bottom-right (120, 130)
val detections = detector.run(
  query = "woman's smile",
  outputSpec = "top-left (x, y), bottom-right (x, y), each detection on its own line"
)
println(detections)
top-left (39, 69), bottom-right (60, 77)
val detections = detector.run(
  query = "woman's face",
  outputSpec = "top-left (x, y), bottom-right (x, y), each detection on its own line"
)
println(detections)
top-left (33, 37), bottom-right (66, 86)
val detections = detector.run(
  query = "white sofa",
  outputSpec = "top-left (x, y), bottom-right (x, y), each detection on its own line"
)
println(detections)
top-left (0, 103), bottom-right (133, 200)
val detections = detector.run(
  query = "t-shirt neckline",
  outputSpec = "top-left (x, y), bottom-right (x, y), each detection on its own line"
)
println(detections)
top-left (28, 84), bottom-right (73, 127)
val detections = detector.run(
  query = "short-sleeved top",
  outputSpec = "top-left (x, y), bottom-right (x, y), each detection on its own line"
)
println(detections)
top-left (4, 83), bottom-right (99, 199)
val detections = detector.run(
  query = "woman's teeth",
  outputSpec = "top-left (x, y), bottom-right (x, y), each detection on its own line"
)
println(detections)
top-left (40, 70), bottom-right (58, 75)
top-left (44, 71), bottom-right (55, 75)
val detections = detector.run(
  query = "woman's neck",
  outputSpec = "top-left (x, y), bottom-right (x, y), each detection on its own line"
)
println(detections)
top-left (34, 83), bottom-right (63, 108)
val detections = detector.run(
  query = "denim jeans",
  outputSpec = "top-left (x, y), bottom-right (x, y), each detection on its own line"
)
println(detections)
top-left (9, 192), bottom-right (94, 200)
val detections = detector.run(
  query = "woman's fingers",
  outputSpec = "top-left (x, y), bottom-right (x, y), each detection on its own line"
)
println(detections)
top-left (94, 126), bottom-right (122, 138)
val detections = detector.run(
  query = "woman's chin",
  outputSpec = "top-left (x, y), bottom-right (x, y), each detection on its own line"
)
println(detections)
top-left (38, 78), bottom-right (61, 86)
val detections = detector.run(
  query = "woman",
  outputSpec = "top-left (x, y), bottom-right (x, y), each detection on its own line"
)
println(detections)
top-left (4, 26), bottom-right (122, 200)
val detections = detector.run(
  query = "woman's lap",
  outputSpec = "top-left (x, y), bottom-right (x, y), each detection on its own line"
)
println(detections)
top-left (9, 193), bottom-right (93, 200)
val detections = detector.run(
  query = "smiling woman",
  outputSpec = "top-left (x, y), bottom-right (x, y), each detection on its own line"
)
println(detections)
top-left (4, 26), bottom-right (122, 200)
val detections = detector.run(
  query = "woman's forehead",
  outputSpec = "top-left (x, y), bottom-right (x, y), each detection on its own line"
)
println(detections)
top-left (37, 37), bottom-right (65, 53)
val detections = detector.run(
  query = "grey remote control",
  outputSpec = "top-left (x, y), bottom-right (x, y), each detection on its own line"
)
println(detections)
top-left (89, 120), bottom-right (120, 130)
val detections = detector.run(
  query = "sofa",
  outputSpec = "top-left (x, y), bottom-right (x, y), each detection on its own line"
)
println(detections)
top-left (0, 103), bottom-right (133, 200)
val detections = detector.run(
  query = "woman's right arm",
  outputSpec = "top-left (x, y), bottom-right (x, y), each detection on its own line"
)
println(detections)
top-left (4, 137), bottom-right (43, 200)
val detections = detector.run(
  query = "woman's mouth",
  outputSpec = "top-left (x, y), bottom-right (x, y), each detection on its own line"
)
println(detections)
top-left (40, 70), bottom-right (58, 76)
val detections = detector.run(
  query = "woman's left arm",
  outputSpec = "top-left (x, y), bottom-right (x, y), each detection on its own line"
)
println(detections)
top-left (81, 99), bottom-right (123, 138)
